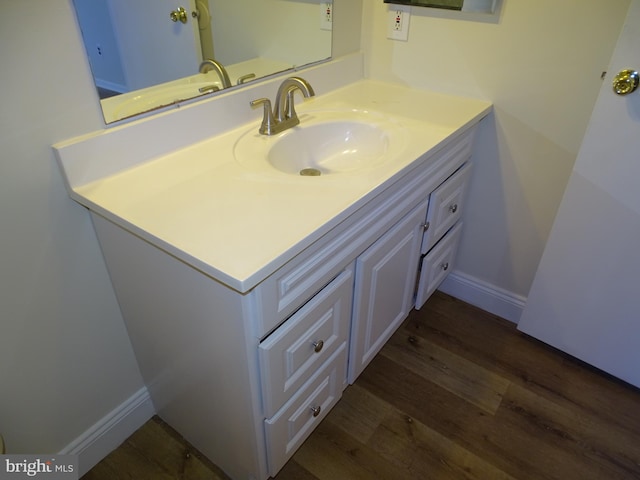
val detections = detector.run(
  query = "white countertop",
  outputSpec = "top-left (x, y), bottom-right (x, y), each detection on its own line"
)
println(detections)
top-left (57, 79), bottom-right (491, 293)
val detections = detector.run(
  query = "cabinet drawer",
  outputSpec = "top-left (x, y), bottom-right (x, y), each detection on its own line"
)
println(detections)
top-left (264, 344), bottom-right (347, 477)
top-left (259, 266), bottom-right (353, 418)
top-left (422, 162), bottom-right (472, 254)
top-left (416, 221), bottom-right (463, 309)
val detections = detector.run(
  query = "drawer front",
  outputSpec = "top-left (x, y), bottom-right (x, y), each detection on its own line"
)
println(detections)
top-left (422, 162), bottom-right (472, 254)
top-left (264, 344), bottom-right (347, 477)
top-left (259, 266), bottom-right (353, 418)
top-left (416, 221), bottom-right (463, 309)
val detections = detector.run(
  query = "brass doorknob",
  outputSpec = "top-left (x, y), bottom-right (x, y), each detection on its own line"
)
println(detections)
top-left (612, 69), bottom-right (639, 95)
top-left (170, 7), bottom-right (188, 24)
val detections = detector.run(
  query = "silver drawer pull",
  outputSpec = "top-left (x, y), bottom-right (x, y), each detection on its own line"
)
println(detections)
top-left (310, 405), bottom-right (321, 417)
top-left (422, 222), bottom-right (430, 231)
top-left (441, 262), bottom-right (449, 271)
top-left (312, 340), bottom-right (324, 353)
top-left (449, 204), bottom-right (458, 213)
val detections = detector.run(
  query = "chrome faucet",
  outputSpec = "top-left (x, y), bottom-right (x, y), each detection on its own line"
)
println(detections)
top-left (250, 77), bottom-right (315, 135)
top-left (199, 59), bottom-right (232, 89)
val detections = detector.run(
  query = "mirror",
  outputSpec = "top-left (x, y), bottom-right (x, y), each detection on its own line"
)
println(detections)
top-left (72, 0), bottom-right (333, 124)
top-left (383, 0), bottom-right (497, 13)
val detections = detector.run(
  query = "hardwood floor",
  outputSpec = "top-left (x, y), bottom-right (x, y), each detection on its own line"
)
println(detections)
top-left (82, 292), bottom-right (640, 479)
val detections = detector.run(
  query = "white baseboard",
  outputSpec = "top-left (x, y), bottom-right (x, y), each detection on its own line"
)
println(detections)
top-left (60, 387), bottom-right (155, 476)
top-left (438, 271), bottom-right (526, 324)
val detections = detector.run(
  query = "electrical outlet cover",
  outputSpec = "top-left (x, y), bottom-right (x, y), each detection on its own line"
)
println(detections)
top-left (320, 2), bottom-right (333, 31)
top-left (387, 5), bottom-right (410, 41)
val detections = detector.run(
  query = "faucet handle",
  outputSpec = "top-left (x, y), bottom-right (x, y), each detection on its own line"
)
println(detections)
top-left (284, 90), bottom-right (300, 121)
top-left (237, 73), bottom-right (257, 85)
top-left (250, 98), bottom-right (277, 135)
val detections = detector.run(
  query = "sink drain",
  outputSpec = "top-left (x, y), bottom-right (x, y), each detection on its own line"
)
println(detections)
top-left (299, 168), bottom-right (321, 176)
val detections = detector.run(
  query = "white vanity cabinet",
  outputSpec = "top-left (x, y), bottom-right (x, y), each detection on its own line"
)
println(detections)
top-left (86, 125), bottom-right (478, 480)
top-left (52, 66), bottom-right (493, 479)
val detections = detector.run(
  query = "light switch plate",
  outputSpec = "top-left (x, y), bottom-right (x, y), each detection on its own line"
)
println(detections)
top-left (387, 5), bottom-right (411, 41)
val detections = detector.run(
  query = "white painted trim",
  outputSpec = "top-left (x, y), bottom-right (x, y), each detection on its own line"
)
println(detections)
top-left (60, 387), bottom-right (155, 477)
top-left (438, 271), bottom-right (526, 324)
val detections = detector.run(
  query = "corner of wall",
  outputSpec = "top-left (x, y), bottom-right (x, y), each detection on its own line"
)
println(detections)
top-left (60, 387), bottom-right (155, 476)
top-left (438, 270), bottom-right (526, 323)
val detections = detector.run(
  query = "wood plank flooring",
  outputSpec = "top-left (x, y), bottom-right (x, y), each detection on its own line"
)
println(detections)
top-left (82, 292), bottom-right (640, 479)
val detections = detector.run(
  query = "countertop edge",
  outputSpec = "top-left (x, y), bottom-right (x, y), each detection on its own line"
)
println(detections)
top-left (75, 116), bottom-right (489, 294)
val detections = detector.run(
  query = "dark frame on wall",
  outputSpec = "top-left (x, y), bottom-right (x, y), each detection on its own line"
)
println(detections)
top-left (383, 0), bottom-right (463, 10)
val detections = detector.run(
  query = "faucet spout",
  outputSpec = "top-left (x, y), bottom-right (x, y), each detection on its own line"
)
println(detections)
top-left (199, 59), bottom-right (232, 89)
top-left (274, 77), bottom-right (316, 123)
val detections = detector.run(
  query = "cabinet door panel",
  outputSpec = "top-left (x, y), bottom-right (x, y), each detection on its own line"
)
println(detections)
top-left (348, 200), bottom-right (428, 383)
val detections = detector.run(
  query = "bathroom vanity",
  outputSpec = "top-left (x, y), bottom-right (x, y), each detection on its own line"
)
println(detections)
top-left (55, 61), bottom-right (490, 479)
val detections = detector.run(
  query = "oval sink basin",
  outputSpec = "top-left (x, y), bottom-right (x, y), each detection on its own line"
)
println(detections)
top-left (234, 110), bottom-right (408, 175)
top-left (269, 121), bottom-right (389, 174)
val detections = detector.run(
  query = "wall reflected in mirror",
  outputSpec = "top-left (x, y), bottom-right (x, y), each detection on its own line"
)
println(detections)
top-left (72, 0), bottom-right (333, 124)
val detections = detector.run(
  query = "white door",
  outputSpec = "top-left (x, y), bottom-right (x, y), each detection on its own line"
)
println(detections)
top-left (518, 1), bottom-right (640, 388)
top-left (109, 0), bottom-right (202, 90)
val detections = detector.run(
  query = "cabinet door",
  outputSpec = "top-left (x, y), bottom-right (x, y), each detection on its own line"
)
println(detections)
top-left (348, 200), bottom-right (428, 383)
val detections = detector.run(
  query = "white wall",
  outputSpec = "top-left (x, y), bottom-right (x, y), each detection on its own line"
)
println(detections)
top-left (0, 0), bottom-right (145, 456)
top-left (333, 0), bottom-right (364, 59)
top-left (361, 0), bottom-right (630, 316)
top-left (210, 0), bottom-right (332, 67)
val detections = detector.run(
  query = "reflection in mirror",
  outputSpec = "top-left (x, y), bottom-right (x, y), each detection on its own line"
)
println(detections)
top-left (383, 0), bottom-right (497, 13)
top-left (72, 0), bottom-right (333, 124)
